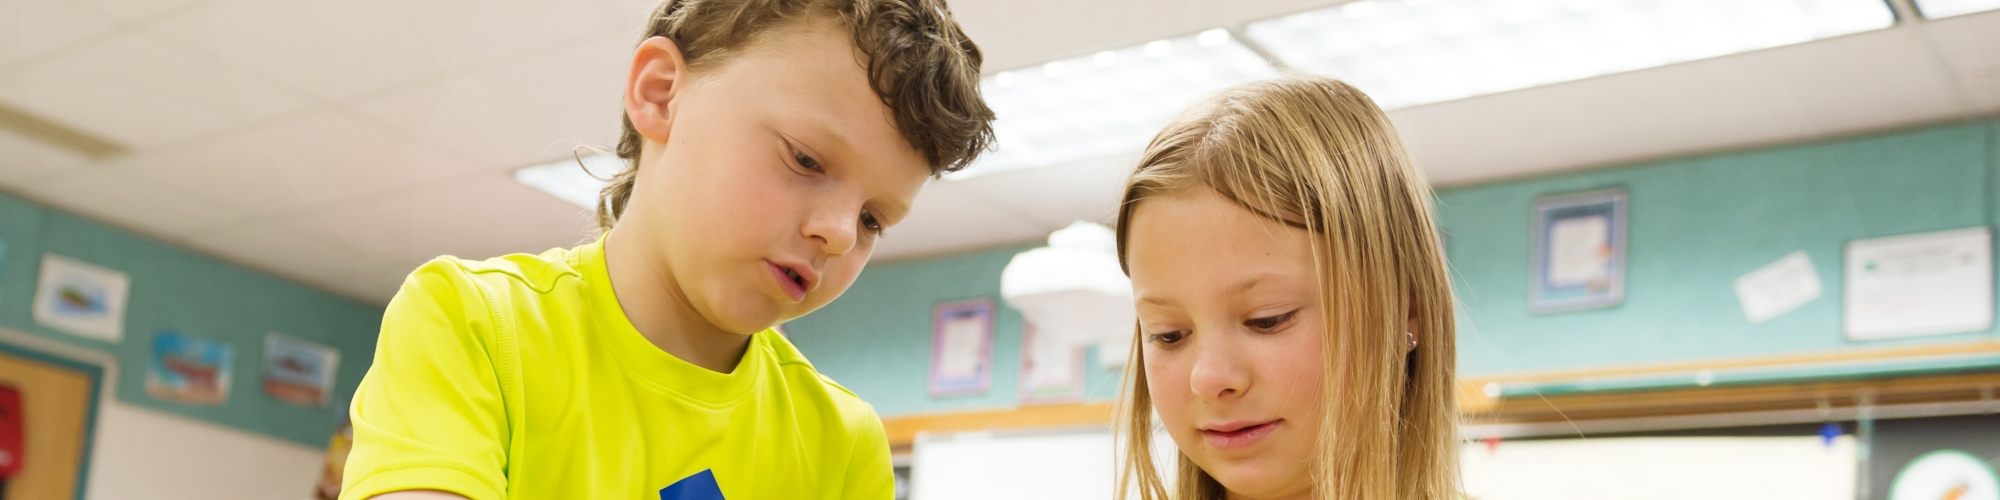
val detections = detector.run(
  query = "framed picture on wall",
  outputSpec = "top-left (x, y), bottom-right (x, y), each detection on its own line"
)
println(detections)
top-left (928, 298), bottom-right (995, 397)
top-left (1530, 188), bottom-right (1628, 314)
top-left (1017, 321), bottom-right (1086, 404)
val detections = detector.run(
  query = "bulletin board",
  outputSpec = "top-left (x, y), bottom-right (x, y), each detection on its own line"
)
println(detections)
top-left (0, 343), bottom-right (103, 500)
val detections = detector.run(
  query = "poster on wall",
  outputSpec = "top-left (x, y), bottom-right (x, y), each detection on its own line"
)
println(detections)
top-left (1018, 321), bottom-right (1086, 404)
top-left (146, 331), bottom-right (234, 405)
top-left (1844, 226), bottom-right (1993, 340)
top-left (263, 333), bottom-right (340, 408)
top-left (928, 299), bottom-right (995, 397)
top-left (32, 254), bottom-right (132, 342)
top-left (1530, 188), bottom-right (1627, 314)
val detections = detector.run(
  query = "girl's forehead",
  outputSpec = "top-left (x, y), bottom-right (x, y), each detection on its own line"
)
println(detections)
top-left (1127, 189), bottom-right (1316, 301)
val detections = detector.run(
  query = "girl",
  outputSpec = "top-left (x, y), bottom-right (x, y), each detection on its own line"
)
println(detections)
top-left (1114, 75), bottom-right (1459, 500)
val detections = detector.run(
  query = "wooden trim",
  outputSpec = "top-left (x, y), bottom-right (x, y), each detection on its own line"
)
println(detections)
top-left (1456, 340), bottom-right (2000, 422)
top-left (881, 402), bottom-right (1116, 448)
top-left (879, 343), bottom-right (2000, 447)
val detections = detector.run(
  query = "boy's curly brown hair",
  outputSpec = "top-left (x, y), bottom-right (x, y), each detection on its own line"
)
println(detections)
top-left (597, 0), bottom-right (996, 230)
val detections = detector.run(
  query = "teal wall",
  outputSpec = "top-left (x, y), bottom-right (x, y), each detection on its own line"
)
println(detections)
top-left (792, 118), bottom-right (2000, 417)
top-left (0, 193), bottom-right (383, 447)
top-left (785, 245), bottom-right (1125, 417)
top-left (1441, 119), bottom-right (2000, 377)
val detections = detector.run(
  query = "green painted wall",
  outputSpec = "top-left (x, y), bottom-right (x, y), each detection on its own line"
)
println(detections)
top-left (792, 118), bottom-right (2000, 417)
top-left (0, 193), bottom-right (382, 447)
top-left (1440, 119), bottom-right (2000, 377)
top-left (785, 245), bottom-right (1125, 417)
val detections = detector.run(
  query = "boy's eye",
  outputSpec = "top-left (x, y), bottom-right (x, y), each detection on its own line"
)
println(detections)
top-left (1147, 330), bottom-right (1188, 347)
top-left (1244, 310), bottom-right (1298, 331)
top-left (794, 150), bottom-right (822, 171)
top-left (860, 211), bottom-right (885, 237)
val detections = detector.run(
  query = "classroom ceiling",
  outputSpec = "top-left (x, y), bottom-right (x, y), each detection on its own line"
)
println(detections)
top-left (0, 0), bottom-right (1995, 305)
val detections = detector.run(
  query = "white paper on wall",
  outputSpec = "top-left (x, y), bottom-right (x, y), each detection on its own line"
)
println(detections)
top-left (937, 313), bottom-right (988, 379)
top-left (1733, 251), bottom-right (1823, 324)
top-left (1547, 215), bottom-right (1611, 286)
top-left (1844, 227), bottom-right (1993, 340)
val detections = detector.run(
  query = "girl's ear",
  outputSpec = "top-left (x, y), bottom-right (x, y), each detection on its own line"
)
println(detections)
top-left (1405, 315), bottom-right (1419, 346)
top-left (625, 36), bottom-right (690, 144)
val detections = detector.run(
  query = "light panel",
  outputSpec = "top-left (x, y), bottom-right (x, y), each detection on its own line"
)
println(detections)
top-left (948, 29), bottom-right (1280, 180)
top-left (1912, 0), bottom-right (2000, 18)
top-left (513, 152), bottom-right (624, 209)
top-left (1245, 0), bottom-right (1896, 110)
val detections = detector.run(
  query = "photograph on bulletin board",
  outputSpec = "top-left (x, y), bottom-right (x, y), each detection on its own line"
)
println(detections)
top-left (146, 331), bottom-right (235, 405)
top-left (32, 253), bottom-right (132, 342)
top-left (928, 298), bottom-right (995, 397)
top-left (1530, 188), bottom-right (1627, 314)
top-left (1017, 321), bottom-right (1086, 404)
top-left (262, 332), bottom-right (340, 408)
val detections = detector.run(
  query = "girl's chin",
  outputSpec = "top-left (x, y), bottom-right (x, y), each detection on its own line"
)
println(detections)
top-left (1203, 463), bottom-right (1311, 500)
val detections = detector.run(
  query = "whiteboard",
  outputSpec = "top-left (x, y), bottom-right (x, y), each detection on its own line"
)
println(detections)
top-left (911, 429), bottom-right (1176, 500)
top-left (1462, 436), bottom-right (1857, 500)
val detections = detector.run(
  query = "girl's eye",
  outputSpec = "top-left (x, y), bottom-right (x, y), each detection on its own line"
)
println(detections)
top-left (1147, 330), bottom-right (1188, 347)
top-left (1244, 310), bottom-right (1298, 332)
top-left (860, 210), bottom-right (885, 237)
top-left (794, 149), bottom-right (822, 171)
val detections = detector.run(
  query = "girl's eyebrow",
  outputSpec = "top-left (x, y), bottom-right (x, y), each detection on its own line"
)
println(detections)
top-left (1229, 274), bottom-right (1285, 294)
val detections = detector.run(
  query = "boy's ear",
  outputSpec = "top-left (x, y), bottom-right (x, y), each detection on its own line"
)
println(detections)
top-left (625, 36), bottom-right (689, 144)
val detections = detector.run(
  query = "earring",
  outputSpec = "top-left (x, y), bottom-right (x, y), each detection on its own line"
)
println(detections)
top-left (1405, 331), bottom-right (1417, 352)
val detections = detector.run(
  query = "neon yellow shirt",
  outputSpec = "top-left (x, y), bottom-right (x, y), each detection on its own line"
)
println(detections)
top-left (340, 235), bottom-right (893, 500)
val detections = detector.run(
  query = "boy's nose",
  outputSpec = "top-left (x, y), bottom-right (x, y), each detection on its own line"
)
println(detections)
top-left (803, 209), bottom-right (858, 257)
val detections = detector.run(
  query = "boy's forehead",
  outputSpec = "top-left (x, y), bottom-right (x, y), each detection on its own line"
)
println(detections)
top-left (732, 16), bottom-right (930, 172)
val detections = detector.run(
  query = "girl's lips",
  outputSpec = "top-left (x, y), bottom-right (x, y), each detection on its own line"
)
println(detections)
top-left (1202, 420), bottom-right (1281, 450)
top-left (766, 261), bottom-right (806, 301)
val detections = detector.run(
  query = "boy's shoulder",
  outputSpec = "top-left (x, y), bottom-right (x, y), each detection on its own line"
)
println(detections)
top-left (763, 333), bottom-right (879, 423)
top-left (404, 245), bottom-right (587, 301)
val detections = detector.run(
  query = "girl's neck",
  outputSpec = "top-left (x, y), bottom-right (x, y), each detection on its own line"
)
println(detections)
top-left (603, 228), bottom-right (754, 374)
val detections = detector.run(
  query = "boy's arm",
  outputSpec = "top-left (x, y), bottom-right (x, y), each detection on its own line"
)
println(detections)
top-left (340, 261), bottom-right (511, 500)
top-left (842, 412), bottom-right (896, 500)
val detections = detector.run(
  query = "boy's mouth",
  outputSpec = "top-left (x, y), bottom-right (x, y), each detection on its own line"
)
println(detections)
top-left (765, 260), bottom-right (813, 302)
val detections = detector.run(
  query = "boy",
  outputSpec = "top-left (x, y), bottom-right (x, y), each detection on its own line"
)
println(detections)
top-left (338, 0), bottom-right (994, 498)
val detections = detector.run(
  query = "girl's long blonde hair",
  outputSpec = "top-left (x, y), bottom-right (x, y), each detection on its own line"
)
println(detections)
top-left (1113, 75), bottom-right (1459, 500)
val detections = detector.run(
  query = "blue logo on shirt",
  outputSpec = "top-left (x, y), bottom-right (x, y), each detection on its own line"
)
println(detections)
top-left (659, 469), bottom-right (725, 500)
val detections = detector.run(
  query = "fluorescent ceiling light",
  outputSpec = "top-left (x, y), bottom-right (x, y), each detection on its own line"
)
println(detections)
top-left (1245, 0), bottom-right (1896, 110)
top-left (514, 152), bottom-right (624, 209)
top-left (948, 29), bottom-right (1280, 180)
top-left (1911, 0), bottom-right (2000, 18)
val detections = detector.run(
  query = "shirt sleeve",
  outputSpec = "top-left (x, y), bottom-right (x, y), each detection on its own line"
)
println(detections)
top-left (340, 260), bottom-right (512, 500)
top-left (841, 410), bottom-right (896, 500)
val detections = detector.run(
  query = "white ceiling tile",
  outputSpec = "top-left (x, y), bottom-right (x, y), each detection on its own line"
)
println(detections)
top-left (0, 128), bottom-right (95, 185)
top-left (316, 264), bottom-right (421, 304)
top-left (1753, 28), bottom-right (1974, 134)
top-left (112, 110), bottom-right (485, 214)
top-left (398, 0), bottom-right (645, 65)
top-left (0, 31), bottom-right (310, 148)
top-left (346, 35), bottom-right (630, 170)
top-left (1917, 11), bottom-right (2000, 113)
top-left (951, 0), bottom-right (1342, 71)
top-left (952, 151), bottom-right (1134, 227)
top-left (278, 174), bottom-right (595, 267)
top-left (19, 169), bottom-right (247, 235)
top-left (55, 0), bottom-right (200, 25)
top-left (181, 218), bottom-right (383, 300)
top-left (1399, 53), bottom-right (1816, 185)
top-left (0, 0), bottom-right (116, 68)
top-left (873, 180), bottom-right (1052, 260)
top-left (145, 0), bottom-right (460, 101)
